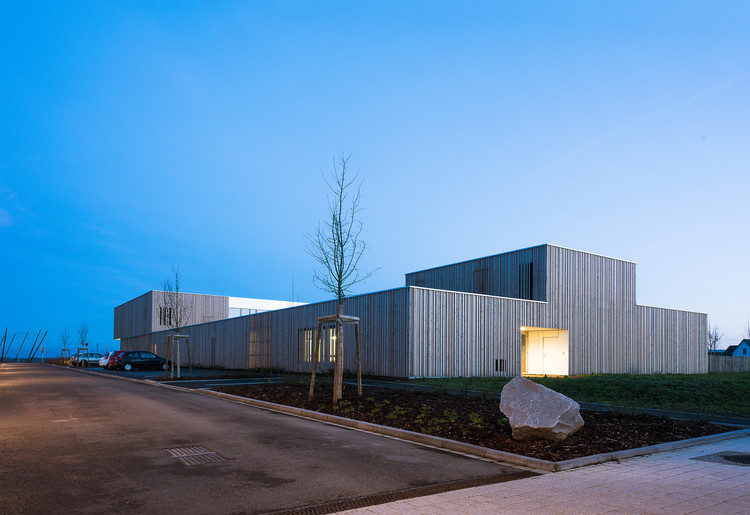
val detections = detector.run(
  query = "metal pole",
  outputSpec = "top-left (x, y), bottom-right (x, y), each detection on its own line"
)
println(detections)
top-left (3, 333), bottom-right (17, 362)
top-left (0, 328), bottom-right (6, 363)
top-left (29, 331), bottom-right (48, 362)
top-left (14, 332), bottom-right (29, 362)
top-left (26, 330), bottom-right (41, 362)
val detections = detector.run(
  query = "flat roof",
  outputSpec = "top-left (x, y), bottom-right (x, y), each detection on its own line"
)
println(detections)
top-left (405, 243), bottom-right (636, 277)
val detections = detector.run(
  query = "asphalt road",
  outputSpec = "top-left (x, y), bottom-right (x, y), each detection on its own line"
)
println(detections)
top-left (1, 363), bottom-right (529, 514)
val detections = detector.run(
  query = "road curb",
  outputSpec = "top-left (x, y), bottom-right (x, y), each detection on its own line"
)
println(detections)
top-left (51, 365), bottom-right (750, 473)
top-left (161, 383), bottom-right (750, 472)
top-left (51, 363), bottom-right (160, 386)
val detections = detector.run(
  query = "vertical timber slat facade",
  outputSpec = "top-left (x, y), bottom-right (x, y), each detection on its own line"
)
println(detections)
top-left (115, 245), bottom-right (708, 377)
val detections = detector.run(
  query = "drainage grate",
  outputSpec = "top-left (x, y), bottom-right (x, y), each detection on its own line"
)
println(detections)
top-left (691, 451), bottom-right (750, 467)
top-left (166, 445), bottom-right (226, 465)
top-left (267, 471), bottom-right (537, 514)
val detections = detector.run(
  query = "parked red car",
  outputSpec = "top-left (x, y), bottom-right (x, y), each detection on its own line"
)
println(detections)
top-left (106, 350), bottom-right (128, 370)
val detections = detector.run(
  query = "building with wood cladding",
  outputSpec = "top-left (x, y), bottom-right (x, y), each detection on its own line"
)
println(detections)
top-left (114, 245), bottom-right (708, 377)
top-left (114, 291), bottom-right (306, 342)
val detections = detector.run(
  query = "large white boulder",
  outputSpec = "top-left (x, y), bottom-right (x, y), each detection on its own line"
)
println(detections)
top-left (499, 376), bottom-right (584, 441)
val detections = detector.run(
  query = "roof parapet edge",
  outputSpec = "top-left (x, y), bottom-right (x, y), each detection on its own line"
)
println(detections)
top-left (546, 244), bottom-right (637, 264)
top-left (407, 285), bottom-right (548, 304)
top-left (405, 244), bottom-right (549, 276)
top-left (636, 303), bottom-right (707, 317)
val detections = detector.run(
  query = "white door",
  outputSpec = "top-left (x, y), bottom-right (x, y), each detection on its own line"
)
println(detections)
top-left (523, 329), bottom-right (569, 376)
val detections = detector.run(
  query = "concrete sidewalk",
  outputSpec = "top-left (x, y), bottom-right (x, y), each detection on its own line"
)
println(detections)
top-left (341, 435), bottom-right (750, 514)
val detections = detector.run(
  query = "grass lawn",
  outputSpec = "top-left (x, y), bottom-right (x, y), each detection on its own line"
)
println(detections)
top-left (409, 373), bottom-right (750, 417)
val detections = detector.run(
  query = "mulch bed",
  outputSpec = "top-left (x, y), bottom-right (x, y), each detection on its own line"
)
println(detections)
top-left (213, 382), bottom-right (735, 462)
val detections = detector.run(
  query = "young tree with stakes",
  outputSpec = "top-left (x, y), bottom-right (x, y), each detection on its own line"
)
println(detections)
top-left (76, 323), bottom-right (89, 365)
top-left (305, 153), bottom-right (376, 403)
top-left (60, 326), bottom-right (70, 360)
top-left (77, 322), bottom-right (88, 348)
top-left (60, 326), bottom-right (69, 350)
top-left (161, 267), bottom-right (193, 375)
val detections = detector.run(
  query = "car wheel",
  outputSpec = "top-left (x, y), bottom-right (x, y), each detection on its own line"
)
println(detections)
top-left (124, 363), bottom-right (133, 371)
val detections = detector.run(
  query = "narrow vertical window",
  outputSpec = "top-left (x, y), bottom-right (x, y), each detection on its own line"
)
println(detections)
top-left (528, 262), bottom-right (534, 299)
top-left (518, 263), bottom-right (534, 300)
top-left (326, 325), bottom-right (337, 363)
top-left (300, 328), bottom-right (318, 363)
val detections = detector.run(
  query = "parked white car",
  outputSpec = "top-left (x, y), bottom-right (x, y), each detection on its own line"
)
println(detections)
top-left (99, 351), bottom-right (117, 368)
top-left (73, 352), bottom-right (104, 367)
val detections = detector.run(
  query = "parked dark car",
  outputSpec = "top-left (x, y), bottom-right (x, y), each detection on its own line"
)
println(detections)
top-left (113, 351), bottom-right (170, 371)
top-left (107, 350), bottom-right (128, 369)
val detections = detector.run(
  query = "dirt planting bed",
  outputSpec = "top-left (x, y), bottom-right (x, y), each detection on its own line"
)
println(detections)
top-left (213, 382), bottom-right (734, 461)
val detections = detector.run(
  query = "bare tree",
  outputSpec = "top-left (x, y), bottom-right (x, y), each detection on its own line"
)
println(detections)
top-left (305, 153), bottom-right (376, 403)
top-left (707, 323), bottom-right (723, 352)
top-left (160, 266), bottom-right (193, 375)
top-left (745, 317), bottom-right (750, 340)
top-left (75, 323), bottom-right (89, 365)
top-left (306, 153), bottom-right (374, 302)
top-left (77, 322), bottom-right (88, 347)
top-left (160, 266), bottom-right (192, 334)
top-left (60, 326), bottom-right (70, 350)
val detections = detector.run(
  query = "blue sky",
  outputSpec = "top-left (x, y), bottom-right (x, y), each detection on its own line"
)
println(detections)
top-left (1, 1), bottom-right (748, 358)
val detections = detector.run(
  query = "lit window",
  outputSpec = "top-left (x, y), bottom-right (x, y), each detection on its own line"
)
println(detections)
top-left (300, 328), bottom-right (316, 362)
top-left (300, 326), bottom-right (337, 363)
top-left (325, 325), bottom-right (337, 362)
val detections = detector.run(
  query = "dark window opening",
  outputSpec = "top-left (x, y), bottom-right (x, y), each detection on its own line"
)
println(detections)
top-left (518, 263), bottom-right (534, 300)
top-left (159, 307), bottom-right (172, 326)
top-left (529, 263), bottom-right (533, 299)
top-left (473, 268), bottom-right (490, 294)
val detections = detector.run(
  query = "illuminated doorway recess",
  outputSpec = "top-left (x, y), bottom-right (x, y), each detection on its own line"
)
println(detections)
top-left (521, 327), bottom-right (569, 376)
